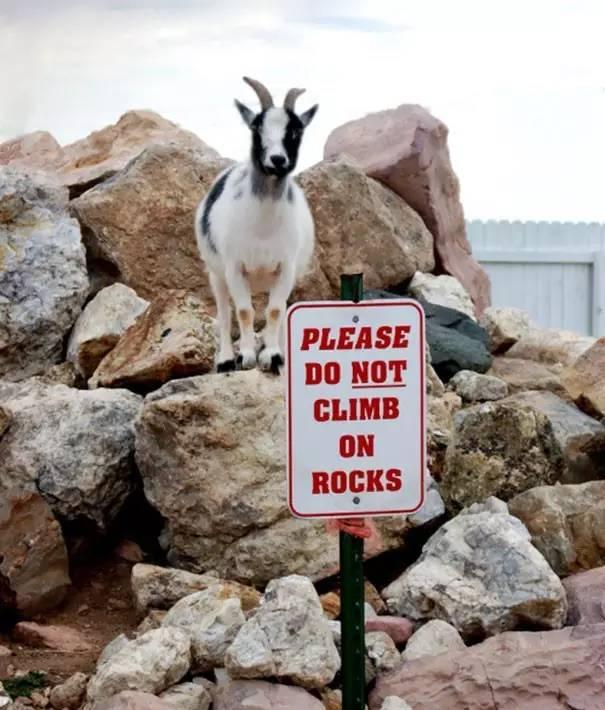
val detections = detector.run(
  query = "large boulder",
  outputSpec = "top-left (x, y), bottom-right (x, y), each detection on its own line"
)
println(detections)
top-left (0, 489), bottom-right (70, 616)
top-left (0, 167), bottom-right (89, 380)
top-left (70, 142), bottom-right (231, 302)
top-left (442, 397), bottom-right (564, 510)
top-left (408, 272), bottom-right (475, 321)
top-left (563, 567), bottom-right (605, 625)
top-left (370, 624), bottom-right (605, 710)
top-left (448, 370), bottom-right (508, 403)
top-left (90, 290), bottom-right (215, 391)
top-left (508, 481), bottom-right (605, 577)
top-left (0, 381), bottom-right (142, 530)
top-left (561, 337), bottom-right (605, 418)
top-left (67, 283), bottom-right (149, 378)
top-left (479, 306), bottom-right (531, 354)
top-left (0, 131), bottom-right (62, 169)
top-left (91, 692), bottom-right (174, 710)
top-left (507, 327), bottom-right (595, 366)
top-left (487, 356), bottom-right (567, 398)
top-left (224, 575), bottom-right (340, 689)
top-left (324, 104), bottom-right (490, 315)
top-left (292, 156), bottom-right (435, 301)
top-left (159, 682), bottom-right (212, 710)
top-left (213, 680), bottom-right (325, 710)
top-left (381, 498), bottom-right (567, 640)
top-left (135, 371), bottom-right (440, 585)
top-left (401, 620), bottom-right (465, 662)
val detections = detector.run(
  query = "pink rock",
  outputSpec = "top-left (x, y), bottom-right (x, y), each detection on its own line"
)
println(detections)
top-left (324, 105), bottom-right (490, 317)
top-left (214, 680), bottom-right (324, 709)
top-left (92, 691), bottom-right (173, 709)
top-left (12, 622), bottom-right (92, 653)
top-left (365, 616), bottom-right (414, 645)
top-left (0, 131), bottom-right (62, 167)
top-left (563, 567), bottom-right (605, 625)
top-left (370, 624), bottom-right (605, 709)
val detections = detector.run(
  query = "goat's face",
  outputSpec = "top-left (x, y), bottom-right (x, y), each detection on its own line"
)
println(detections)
top-left (235, 77), bottom-right (318, 178)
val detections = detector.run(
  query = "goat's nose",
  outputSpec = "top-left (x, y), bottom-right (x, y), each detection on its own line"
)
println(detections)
top-left (270, 155), bottom-right (287, 169)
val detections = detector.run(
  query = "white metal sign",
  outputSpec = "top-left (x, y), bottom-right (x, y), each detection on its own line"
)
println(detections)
top-left (286, 299), bottom-right (426, 519)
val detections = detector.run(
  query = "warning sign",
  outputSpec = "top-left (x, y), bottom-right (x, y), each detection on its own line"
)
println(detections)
top-left (285, 299), bottom-right (426, 519)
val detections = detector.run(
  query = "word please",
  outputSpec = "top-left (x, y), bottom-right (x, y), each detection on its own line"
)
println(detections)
top-left (300, 325), bottom-right (411, 351)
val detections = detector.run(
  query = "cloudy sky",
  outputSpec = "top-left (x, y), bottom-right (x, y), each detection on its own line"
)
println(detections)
top-left (1, 0), bottom-right (604, 222)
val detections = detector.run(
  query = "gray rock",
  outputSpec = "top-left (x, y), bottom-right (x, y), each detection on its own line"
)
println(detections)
top-left (225, 575), bottom-right (340, 689)
top-left (0, 166), bottom-right (89, 380)
top-left (382, 497), bottom-right (567, 640)
top-left (0, 382), bottom-right (142, 529)
top-left (480, 306), bottom-right (531, 354)
top-left (401, 620), bottom-right (465, 662)
top-left (409, 272), bottom-right (475, 321)
top-left (365, 631), bottom-right (401, 683)
top-left (213, 680), bottom-right (325, 709)
top-left (159, 682), bottom-right (211, 710)
top-left (448, 370), bottom-right (509, 402)
top-left (381, 699), bottom-right (414, 710)
top-left (87, 628), bottom-right (191, 702)
top-left (49, 672), bottom-right (88, 709)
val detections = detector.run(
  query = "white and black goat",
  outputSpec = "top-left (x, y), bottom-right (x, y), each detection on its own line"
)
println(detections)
top-left (194, 76), bottom-right (318, 374)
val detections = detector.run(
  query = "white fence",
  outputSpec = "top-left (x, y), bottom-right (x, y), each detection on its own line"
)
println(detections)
top-left (466, 220), bottom-right (605, 337)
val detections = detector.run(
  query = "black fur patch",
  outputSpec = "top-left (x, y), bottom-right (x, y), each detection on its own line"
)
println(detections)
top-left (287, 184), bottom-right (294, 203)
top-left (217, 359), bottom-right (236, 373)
top-left (283, 111), bottom-right (304, 171)
top-left (201, 167), bottom-right (233, 252)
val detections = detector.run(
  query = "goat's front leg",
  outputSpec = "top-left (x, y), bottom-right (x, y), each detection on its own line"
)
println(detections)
top-left (225, 262), bottom-right (257, 370)
top-left (259, 262), bottom-right (295, 374)
top-left (208, 271), bottom-right (235, 372)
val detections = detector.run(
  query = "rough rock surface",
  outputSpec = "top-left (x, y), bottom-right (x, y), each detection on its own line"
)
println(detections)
top-left (0, 489), bottom-right (70, 616)
top-left (505, 390), bottom-right (605, 483)
top-left (49, 672), bottom-right (88, 709)
top-left (0, 167), bottom-right (89, 380)
top-left (213, 680), bottom-right (325, 710)
top-left (382, 498), bottom-right (567, 640)
top-left (0, 131), bottom-right (62, 169)
top-left (401, 620), bottom-right (465, 662)
top-left (562, 567), bottom-right (605, 625)
top-left (159, 681), bottom-right (212, 710)
top-left (408, 272), bottom-right (475, 320)
top-left (67, 283), bottom-right (149, 378)
top-left (479, 306), bottom-right (531, 353)
top-left (90, 290), bottom-right (215, 390)
top-left (508, 481), bottom-right (605, 577)
top-left (161, 586), bottom-right (246, 672)
top-left (293, 156), bottom-right (435, 301)
top-left (91, 691), bottom-right (174, 710)
top-left (0, 382), bottom-right (142, 529)
top-left (488, 356), bottom-right (566, 397)
top-left (561, 337), bottom-right (605, 418)
top-left (365, 631), bottom-right (401, 683)
top-left (365, 617), bottom-right (414, 646)
top-left (442, 397), bottom-right (564, 509)
top-left (507, 327), bottom-right (595, 366)
top-left (324, 104), bottom-right (490, 315)
top-left (71, 142), bottom-right (231, 302)
top-left (131, 564), bottom-right (260, 617)
top-left (12, 622), bottom-right (92, 652)
top-left (370, 624), bottom-right (605, 710)
top-left (87, 628), bottom-right (191, 702)
top-left (380, 699), bottom-right (413, 710)
top-left (136, 371), bottom-right (437, 584)
top-left (448, 370), bottom-right (508, 402)
top-left (224, 575), bottom-right (340, 689)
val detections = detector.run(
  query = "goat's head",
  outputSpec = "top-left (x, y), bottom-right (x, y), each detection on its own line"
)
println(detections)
top-left (235, 76), bottom-right (318, 179)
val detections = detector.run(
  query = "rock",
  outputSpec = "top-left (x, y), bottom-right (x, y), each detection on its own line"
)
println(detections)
top-left (320, 582), bottom-right (387, 621)
top-left (426, 392), bottom-right (460, 480)
top-left (508, 481), bottom-right (605, 577)
top-left (90, 290), bottom-right (215, 391)
top-left (448, 370), bottom-right (508, 402)
top-left (214, 680), bottom-right (324, 710)
top-left (507, 327), bottom-right (595, 366)
top-left (0, 382), bottom-right (142, 530)
top-left (87, 628), bottom-right (191, 703)
top-left (408, 272), bottom-right (475, 321)
top-left (161, 586), bottom-right (246, 673)
top-left (381, 699), bottom-right (413, 710)
top-left (382, 497), bottom-right (567, 640)
top-left (136, 610), bottom-right (167, 636)
top-left (0, 167), bottom-right (88, 381)
top-left (224, 575), bottom-right (340, 689)
top-left (114, 540), bottom-right (144, 564)
top-left (320, 592), bottom-right (341, 620)
top-left (292, 156), bottom-right (434, 302)
top-left (504, 390), bottom-right (605, 484)
top-left (561, 337), bottom-right (605, 418)
top-left (365, 631), bottom-right (401, 679)
top-left (136, 371), bottom-right (436, 585)
top-left (324, 105), bottom-right (490, 316)
top-left (365, 617), bottom-right (414, 646)
top-left (479, 306), bottom-right (531, 354)
top-left (370, 624), bottom-right (605, 710)
top-left (487, 356), bottom-right (566, 397)
top-left (49, 672), bottom-right (88, 709)
top-left (401, 620), bottom-right (465, 662)
top-left (320, 688), bottom-right (342, 710)
top-left (91, 691), bottom-right (174, 710)
top-left (365, 581), bottom-right (389, 615)
top-left (0, 489), bottom-right (70, 616)
top-left (12, 622), bottom-right (92, 652)
top-left (131, 563), bottom-right (259, 616)
top-left (71, 141), bottom-right (231, 302)
top-left (67, 284), bottom-right (149, 378)
top-left (562, 567), bottom-right (605, 625)
top-left (97, 634), bottom-right (130, 668)
top-left (159, 682), bottom-right (211, 710)
top-left (442, 397), bottom-right (564, 510)
top-left (0, 131), bottom-right (62, 169)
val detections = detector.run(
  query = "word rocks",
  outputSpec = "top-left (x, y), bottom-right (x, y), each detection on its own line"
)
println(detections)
top-left (286, 300), bottom-right (426, 518)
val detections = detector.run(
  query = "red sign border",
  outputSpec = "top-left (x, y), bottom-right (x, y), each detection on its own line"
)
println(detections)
top-left (286, 299), bottom-right (426, 519)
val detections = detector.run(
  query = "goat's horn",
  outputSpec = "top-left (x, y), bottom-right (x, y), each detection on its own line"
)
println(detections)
top-left (284, 87), bottom-right (306, 111)
top-left (242, 76), bottom-right (274, 110)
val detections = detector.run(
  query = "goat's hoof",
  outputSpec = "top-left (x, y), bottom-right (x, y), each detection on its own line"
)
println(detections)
top-left (236, 350), bottom-right (257, 370)
top-left (217, 359), bottom-right (236, 373)
top-left (259, 347), bottom-right (284, 375)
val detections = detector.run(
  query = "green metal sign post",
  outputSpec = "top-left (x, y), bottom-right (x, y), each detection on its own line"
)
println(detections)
top-left (339, 272), bottom-right (367, 710)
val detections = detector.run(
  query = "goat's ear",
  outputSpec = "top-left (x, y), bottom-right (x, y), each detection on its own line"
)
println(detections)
top-left (299, 104), bottom-right (318, 128)
top-left (234, 99), bottom-right (255, 127)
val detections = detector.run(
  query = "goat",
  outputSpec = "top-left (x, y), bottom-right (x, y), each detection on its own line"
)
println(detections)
top-left (194, 76), bottom-right (318, 374)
